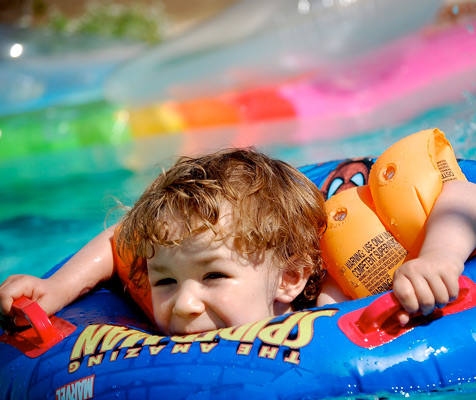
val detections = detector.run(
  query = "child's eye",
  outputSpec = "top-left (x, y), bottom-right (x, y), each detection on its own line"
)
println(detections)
top-left (154, 278), bottom-right (176, 286)
top-left (204, 272), bottom-right (228, 280)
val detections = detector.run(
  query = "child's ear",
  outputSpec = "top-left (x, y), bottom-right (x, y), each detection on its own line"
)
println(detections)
top-left (275, 263), bottom-right (311, 304)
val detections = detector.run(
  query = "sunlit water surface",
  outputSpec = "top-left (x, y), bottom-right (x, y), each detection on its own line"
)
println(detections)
top-left (1, 97), bottom-right (475, 400)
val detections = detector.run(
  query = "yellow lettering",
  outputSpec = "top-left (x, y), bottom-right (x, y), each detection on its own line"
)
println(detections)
top-left (100, 326), bottom-right (132, 352)
top-left (171, 343), bottom-right (191, 354)
top-left (241, 318), bottom-right (274, 342)
top-left (199, 343), bottom-right (218, 353)
top-left (71, 325), bottom-right (113, 360)
top-left (283, 309), bottom-right (338, 348)
top-left (195, 330), bottom-right (220, 342)
top-left (149, 345), bottom-right (166, 355)
top-left (218, 325), bottom-right (252, 342)
top-left (87, 354), bottom-right (104, 367)
top-left (68, 361), bottom-right (80, 374)
top-left (110, 351), bottom-right (119, 362)
top-left (119, 331), bottom-right (150, 348)
top-left (284, 350), bottom-right (300, 365)
top-left (258, 346), bottom-right (278, 360)
top-left (236, 343), bottom-right (253, 356)
top-left (220, 318), bottom-right (273, 343)
top-left (124, 348), bottom-right (141, 359)
top-left (170, 333), bottom-right (200, 343)
top-left (258, 312), bottom-right (309, 346)
top-left (143, 335), bottom-right (164, 346)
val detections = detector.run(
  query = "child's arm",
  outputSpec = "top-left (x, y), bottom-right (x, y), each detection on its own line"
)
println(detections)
top-left (0, 225), bottom-right (116, 328)
top-left (317, 180), bottom-right (476, 319)
top-left (393, 180), bottom-right (476, 323)
top-left (316, 275), bottom-right (351, 307)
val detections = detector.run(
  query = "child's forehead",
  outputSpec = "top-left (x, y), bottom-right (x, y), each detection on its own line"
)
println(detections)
top-left (149, 227), bottom-right (277, 271)
top-left (167, 201), bottom-right (233, 225)
top-left (154, 229), bottom-right (233, 255)
top-left (162, 203), bottom-right (235, 240)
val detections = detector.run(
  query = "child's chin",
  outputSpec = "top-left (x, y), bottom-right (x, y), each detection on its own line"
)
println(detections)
top-left (169, 326), bottom-right (218, 336)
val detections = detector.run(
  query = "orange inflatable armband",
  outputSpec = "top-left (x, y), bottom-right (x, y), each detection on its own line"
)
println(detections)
top-left (369, 128), bottom-right (466, 257)
top-left (111, 233), bottom-right (155, 323)
top-left (321, 185), bottom-right (409, 299)
top-left (321, 129), bottom-right (466, 299)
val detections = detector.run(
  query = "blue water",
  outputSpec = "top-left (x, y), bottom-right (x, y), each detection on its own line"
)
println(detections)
top-left (1, 97), bottom-right (476, 284)
top-left (324, 383), bottom-right (476, 400)
top-left (1, 98), bottom-right (476, 400)
top-left (0, 167), bottom-right (152, 281)
top-left (2, 3), bottom-right (476, 397)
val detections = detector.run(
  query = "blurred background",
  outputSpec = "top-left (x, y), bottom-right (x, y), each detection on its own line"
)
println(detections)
top-left (1, 0), bottom-right (476, 283)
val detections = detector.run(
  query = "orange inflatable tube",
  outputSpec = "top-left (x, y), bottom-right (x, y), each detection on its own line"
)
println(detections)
top-left (370, 128), bottom-right (466, 256)
top-left (321, 129), bottom-right (467, 299)
top-left (320, 185), bottom-right (410, 298)
top-left (111, 235), bottom-right (154, 322)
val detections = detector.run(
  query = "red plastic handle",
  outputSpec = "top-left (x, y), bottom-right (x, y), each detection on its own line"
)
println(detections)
top-left (355, 292), bottom-right (401, 333)
top-left (12, 296), bottom-right (64, 345)
top-left (338, 275), bottom-right (476, 348)
top-left (356, 275), bottom-right (473, 334)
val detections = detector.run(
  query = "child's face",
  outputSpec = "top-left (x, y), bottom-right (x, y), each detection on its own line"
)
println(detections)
top-left (146, 224), bottom-right (291, 336)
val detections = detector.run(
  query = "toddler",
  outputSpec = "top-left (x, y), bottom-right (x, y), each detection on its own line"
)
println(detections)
top-left (1, 147), bottom-right (475, 334)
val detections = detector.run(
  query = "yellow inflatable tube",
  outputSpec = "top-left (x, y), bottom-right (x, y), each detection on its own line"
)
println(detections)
top-left (321, 129), bottom-right (467, 299)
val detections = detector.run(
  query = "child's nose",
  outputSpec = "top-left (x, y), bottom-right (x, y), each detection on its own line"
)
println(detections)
top-left (172, 282), bottom-right (205, 318)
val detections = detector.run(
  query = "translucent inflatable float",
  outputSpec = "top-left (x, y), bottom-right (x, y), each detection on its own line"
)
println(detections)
top-left (105, 0), bottom-right (442, 105)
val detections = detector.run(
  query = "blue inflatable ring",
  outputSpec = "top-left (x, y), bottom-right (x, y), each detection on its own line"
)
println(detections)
top-left (1, 158), bottom-right (476, 400)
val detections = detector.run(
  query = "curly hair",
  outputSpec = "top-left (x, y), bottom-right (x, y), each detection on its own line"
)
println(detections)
top-left (115, 148), bottom-right (327, 309)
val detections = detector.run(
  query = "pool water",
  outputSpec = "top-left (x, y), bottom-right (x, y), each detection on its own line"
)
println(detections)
top-left (324, 382), bottom-right (476, 400)
top-left (0, 105), bottom-right (475, 400)
top-left (1, 99), bottom-right (476, 400)
top-left (1, 10), bottom-right (476, 398)
top-left (2, 96), bottom-right (475, 286)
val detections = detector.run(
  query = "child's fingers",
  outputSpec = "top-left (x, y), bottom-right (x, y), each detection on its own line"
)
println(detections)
top-left (395, 310), bottom-right (411, 326)
top-left (412, 278), bottom-right (439, 316)
top-left (0, 281), bottom-right (16, 317)
top-left (394, 273), bottom-right (441, 316)
top-left (442, 272), bottom-right (461, 303)
top-left (392, 274), bottom-right (420, 315)
top-left (0, 275), bottom-right (37, 317)
top-left (424, 275), bottom-right (451, 309)
top-left (423, 260), bottom-right (461, 306)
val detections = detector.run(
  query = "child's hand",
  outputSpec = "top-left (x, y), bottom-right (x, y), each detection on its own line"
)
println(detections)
top-left (392, 251), bottom-right (463, 325)
top-left (0, 275), bottom-right (66, 331)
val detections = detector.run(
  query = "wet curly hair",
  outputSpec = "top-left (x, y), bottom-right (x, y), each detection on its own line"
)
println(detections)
top-left (115, 147), bottom-right (327, 310)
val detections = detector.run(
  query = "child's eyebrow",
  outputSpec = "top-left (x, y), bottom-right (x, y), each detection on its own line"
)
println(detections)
top-left (147, 264), bottom-right (169, 273)
top-left (195, 255), bottom-right (221, 267)
top-left (147, 256), bottom-right (222, 273)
